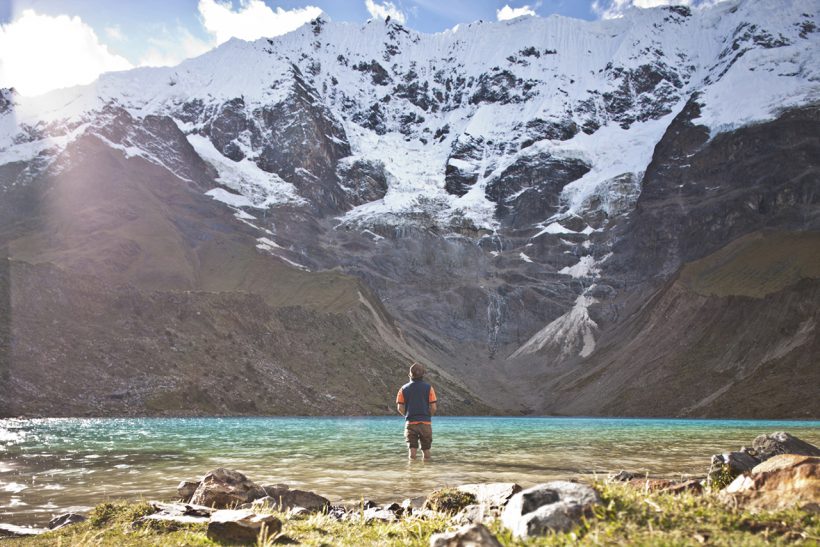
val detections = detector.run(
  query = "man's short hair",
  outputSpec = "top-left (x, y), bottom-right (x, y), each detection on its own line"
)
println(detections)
top-left (409, 362), bottom-right (425, 380)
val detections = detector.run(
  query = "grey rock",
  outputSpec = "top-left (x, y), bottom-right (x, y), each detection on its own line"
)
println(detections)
top-left (261, 485), bottom-right (330, 512)
top-left (752, 432), bottom-right (820, 461)
top-left (136, 501), bottom-right (215, 526)
top-left (362, 507), bottom-right (398, 523)
top-left (47, 512), bottom-right (86, 530)
top-left (402, 496), bottom-right (427, 510)
top-left (189, 468), bottom-right (266, 509)
top-left (501, 481), bottom-right (601, 539)
top-left (456, 483), bottom-right (522, 508)
top-left (608, 470), bottom-right (641, 482)
top-left (177, 480), bottom-right (200, 502)
top-left (710, 450), bottom-right (760, 478)
top-left (451, 504), bottom-right (499, 525)
top-left (430, 523), bottom-right (503, 547)
top-left (207, 509), bottom-right (282, 545)
top-left (338, 159), bottom-right (390, 205)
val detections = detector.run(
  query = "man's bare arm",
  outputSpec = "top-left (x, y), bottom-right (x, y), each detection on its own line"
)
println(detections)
top-left (430, 402), bottom-right (437, 416)
top-left (397, 403), bottom-right (406, 416)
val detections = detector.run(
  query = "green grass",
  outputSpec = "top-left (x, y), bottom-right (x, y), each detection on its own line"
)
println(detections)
top-left (5, 482), bottom-right (818, 546)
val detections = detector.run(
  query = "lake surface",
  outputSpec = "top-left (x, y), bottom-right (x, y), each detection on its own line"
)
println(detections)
top-left (1, 417), bottom-right (818, 525)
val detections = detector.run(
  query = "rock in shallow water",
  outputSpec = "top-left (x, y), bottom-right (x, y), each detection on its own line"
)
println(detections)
top-left (189, 468), bottom-right (266, 508)
top-left (752, 432), bottom-right (820, 461)
top-left (501, 481), bottom-right (601, 538)
top-left (177, 480), bottom-right (200, 502)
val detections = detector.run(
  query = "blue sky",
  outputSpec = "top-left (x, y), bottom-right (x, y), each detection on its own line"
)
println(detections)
top-left (1, 1), bottom-right (600, 66)
top-left (0, 0), bottom-right (711, 95)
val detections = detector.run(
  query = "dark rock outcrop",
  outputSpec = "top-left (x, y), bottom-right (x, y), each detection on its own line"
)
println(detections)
top-left (486, 153), bottom-right (590, 228)
top-left (47, 513), bottom-right (86, 530)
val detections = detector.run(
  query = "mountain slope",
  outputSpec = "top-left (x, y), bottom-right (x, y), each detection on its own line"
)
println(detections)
top-left (0, 0), bottom-right (818, 417)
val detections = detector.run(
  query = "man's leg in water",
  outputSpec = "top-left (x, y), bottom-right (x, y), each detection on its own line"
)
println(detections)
top-left (408, 447), bottom-right (417, 460)
top-left (422, 449), bottom-right (431, 461)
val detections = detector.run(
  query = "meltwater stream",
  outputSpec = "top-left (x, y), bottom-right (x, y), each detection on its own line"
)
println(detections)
top-left (1, 417), bottom-right (819, 525)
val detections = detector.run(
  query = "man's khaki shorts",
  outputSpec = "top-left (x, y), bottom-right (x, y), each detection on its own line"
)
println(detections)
top-left (404, 422), bottom-right (433, 450)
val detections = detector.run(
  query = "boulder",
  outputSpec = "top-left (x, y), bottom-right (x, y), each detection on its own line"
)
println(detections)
top-left (456, 483), bottom-right (522, 508)
top-left (501, 481), bottom-right (601, 538)
top-left (177, 480), bottom-right (200, 502)
top-left (48, 513), bottom-right (86, 530)
top-left (402, 496), bottom-right (427, 510)
top-left (189, 468), bottom-right (266, 508)
top-left (430, 523), bottom-right (503, 547)
top-left (260, 485), bottom-right (330, 512)
top-left (207, 509), bottom-right (282, 545)
top-left (720, 454), bottom-right (819, 511)
top-left (451, 504), bottom-right (501, 525)
top-left (751, 432), bottom-right (820, 461)
top-left (608, 470), bottom-right (640, 482)
top-left (710, 451), bottom-right (760, 475)
top-left (362, 507), bottom-right (398, 523)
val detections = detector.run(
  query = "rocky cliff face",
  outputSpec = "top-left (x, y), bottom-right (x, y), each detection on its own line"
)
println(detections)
top-left (0, 0), bottom-right (818, 417)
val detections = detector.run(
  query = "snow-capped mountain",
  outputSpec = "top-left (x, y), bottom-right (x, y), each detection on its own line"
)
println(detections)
top-left (0, 0), bottom-right (818, 418)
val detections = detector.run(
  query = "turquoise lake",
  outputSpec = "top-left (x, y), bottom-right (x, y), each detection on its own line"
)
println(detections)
top-left (1, 417), bottom-right (819, 525)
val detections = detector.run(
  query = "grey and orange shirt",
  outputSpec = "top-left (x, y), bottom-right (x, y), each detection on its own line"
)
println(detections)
top-left (396, 379), bottom-right (437, 424)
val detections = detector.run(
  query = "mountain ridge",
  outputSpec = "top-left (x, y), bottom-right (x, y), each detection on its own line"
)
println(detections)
top-left (0, 0), bottom-right (818, 417)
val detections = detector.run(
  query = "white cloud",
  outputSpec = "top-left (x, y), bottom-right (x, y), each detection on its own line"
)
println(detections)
top-left (139, 26), bottom-right (213, 67)
top-left (364, 0), bottom-right (407, 25)
top-left (591, 0), bottom-right (727, 19)
top-left (496, 4), bottom-right (536, 21)
top-left (105, 25), bottom-right (125, 41)
top-left (198, 0), bottom-right (322, 45)
top-left (0, 9), bottom-right (132, 96)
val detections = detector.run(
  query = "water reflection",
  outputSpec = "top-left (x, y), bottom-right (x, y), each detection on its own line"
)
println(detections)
top-left (1, 417), bottom-right (818, 525)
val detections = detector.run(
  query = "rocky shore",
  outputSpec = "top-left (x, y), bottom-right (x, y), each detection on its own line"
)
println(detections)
top-left (1, 431), bottom-right (818, 545)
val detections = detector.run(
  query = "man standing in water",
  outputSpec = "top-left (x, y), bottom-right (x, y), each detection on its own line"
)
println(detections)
top-left (396, 362), bottom-right (437, 461)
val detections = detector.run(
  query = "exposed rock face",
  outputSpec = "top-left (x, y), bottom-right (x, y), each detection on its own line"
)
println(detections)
top-left (337, 159), bottom-right (391, 205)
top-left (189, 468), bottom-right (266, 508)
top-left (501, 481), bottom-right (601, 538)
top-left (485, 153), bottom-right (590, 228)
top-left (207, 509), bottom-right (282, 544)
top-left (430, 523), bottom-right (503, 547)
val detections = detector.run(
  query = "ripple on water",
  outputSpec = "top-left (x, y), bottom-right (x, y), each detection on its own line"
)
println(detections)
top-left (1, 417), bottom-right (818, 526)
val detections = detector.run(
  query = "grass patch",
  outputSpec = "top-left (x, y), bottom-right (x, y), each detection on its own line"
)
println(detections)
top-left (4, 482), bottom-right (818, 546)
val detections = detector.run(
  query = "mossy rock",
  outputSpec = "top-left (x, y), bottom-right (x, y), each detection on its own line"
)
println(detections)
top-left (423, 488), bottom-right (477, 514)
